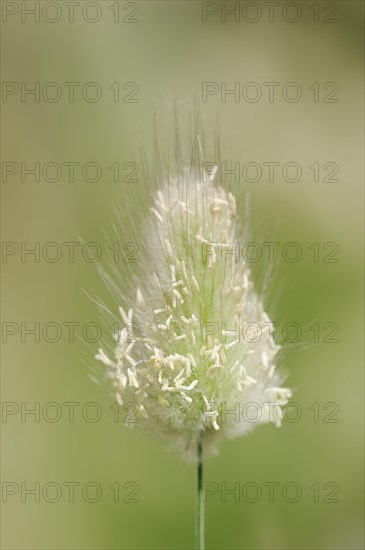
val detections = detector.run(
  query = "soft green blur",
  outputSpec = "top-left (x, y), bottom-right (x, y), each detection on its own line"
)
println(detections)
top-left (1, 1), bottom-right (364, 549)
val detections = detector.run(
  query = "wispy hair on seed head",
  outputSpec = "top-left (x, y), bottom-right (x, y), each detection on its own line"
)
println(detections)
top-left (93, 106), bottom-right (292, 462)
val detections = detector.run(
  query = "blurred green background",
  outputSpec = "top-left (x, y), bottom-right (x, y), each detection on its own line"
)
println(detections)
top-left (1, 1), bottom-right (364, 548)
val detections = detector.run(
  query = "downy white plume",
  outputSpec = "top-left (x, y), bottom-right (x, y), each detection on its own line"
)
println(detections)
top-left (95, 122), bottom-right (291, 462)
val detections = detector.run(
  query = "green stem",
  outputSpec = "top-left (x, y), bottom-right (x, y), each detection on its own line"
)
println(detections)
top-left (196, 435), bottom-right (205, 550)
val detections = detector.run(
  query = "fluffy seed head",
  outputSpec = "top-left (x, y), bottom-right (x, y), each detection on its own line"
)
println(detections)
top-left (95, 126), bottom-right (291, 462)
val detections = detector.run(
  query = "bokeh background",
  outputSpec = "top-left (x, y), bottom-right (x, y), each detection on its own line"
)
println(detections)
top-left (1, 1), bottom-right (364, 548)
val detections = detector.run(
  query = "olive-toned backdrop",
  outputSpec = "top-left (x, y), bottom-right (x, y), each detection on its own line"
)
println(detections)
top-left (2, 2), bottom-right (364, 548)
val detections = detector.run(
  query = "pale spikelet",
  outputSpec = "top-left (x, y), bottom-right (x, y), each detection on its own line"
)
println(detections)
top-left (95, 121), bottom-right (291, 462)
